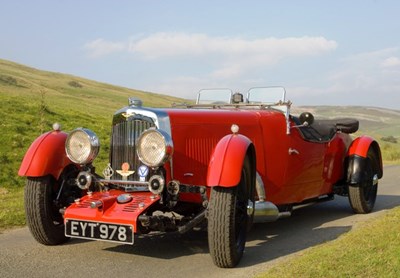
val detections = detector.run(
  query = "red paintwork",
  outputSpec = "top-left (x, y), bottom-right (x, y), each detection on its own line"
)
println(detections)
top-left (64, 190), bottom-right (160, 232)
top-left (164, 108), bottom-right (359, 205)
top-left (348, 135), bottom-right (375, 158)
top-left (168, 109), bottom-right (266, 186)
top-left (18, 130), bottom-right (72, 179)
top-left (348, 135), bottom-right (383, 177)
top-left (207, 133), bottom-right (252, 187)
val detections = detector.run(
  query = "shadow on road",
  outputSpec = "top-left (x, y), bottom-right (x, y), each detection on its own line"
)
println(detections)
top-left (99, 192), bottom-right (400, 267)
top-left (103, 227), bottom-right (209, 259)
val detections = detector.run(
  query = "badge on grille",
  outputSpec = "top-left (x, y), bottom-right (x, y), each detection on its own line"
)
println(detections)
top-left (122, 111), bottom-right (136, 119)
top-left (138, 165), bottom-right (149, 182)
top-left (103, 163), bottom-right (114, 180)
top-left (116, 162), bottom-right (135, 180)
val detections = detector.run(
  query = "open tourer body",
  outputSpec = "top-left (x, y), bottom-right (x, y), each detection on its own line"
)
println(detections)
top-left (19, 87), bottom-right (383, 268)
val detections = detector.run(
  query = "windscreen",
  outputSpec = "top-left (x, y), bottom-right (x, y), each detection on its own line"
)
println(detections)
top-left (196, 89), bottom-right (233, 104)
top-left (247, 87), bottom-right (286, 104)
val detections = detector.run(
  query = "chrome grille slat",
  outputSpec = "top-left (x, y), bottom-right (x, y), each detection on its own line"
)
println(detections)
top-left (111, 118), bottom-right (154, 181)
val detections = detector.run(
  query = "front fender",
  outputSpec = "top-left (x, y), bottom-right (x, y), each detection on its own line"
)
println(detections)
top-left (347, 135), bottom-right (383, 185)
top-left (207, 134), bottom-right (253, 187)
top-left (18, 130), bottom-right (72, 179)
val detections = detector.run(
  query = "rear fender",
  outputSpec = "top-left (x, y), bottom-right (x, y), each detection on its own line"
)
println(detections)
top-left (18, 130), bottom-right (72, 179)
top-left (207, 134), bottom-right (255, 187)
top-left (346, 136), bottom-right (383, 185)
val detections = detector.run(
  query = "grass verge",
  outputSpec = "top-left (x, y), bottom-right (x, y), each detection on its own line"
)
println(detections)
top-left (257, 207), bottom-right (400, 278)
top-left (0, 187), bottom-right (25, 232)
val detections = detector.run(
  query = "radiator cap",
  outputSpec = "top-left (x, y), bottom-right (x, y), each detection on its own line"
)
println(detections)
top-left (129, 97), bottom-right (143, 107)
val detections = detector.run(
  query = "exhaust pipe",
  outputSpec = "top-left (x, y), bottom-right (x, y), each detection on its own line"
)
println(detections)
top-left (252, 172), bottom-right (290, 223)
top-left (252, 201), bottom-right (291, 223)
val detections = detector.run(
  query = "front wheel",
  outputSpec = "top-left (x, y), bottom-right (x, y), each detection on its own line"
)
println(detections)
top-left (208, 156), bottom-right (252, 268)
top-left (348, 149), bottom-right (379, 214)
top-left (24, 176), bottom-right (69, 245)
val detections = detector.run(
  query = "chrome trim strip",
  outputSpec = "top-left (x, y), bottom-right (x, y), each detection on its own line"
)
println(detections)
top-left (113, 106), bottom-right (172, 136)
top-left (255, 172), bottom-right (266, 202)
top-left (98, 179), bottom-right (149, 186)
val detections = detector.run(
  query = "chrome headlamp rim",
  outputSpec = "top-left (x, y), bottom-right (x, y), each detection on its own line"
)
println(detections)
top-left (65, 128), bottom-right (100, 165)
top-left (137, 128), bottom-right (173, 168)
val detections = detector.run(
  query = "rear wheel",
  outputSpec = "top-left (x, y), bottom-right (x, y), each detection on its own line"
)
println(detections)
top-left (348, 149), bottom-right (379, 214)
top-left (208, 156), bottom-right (252, 268)
top-left (25, 176), bottom-right (69, 245)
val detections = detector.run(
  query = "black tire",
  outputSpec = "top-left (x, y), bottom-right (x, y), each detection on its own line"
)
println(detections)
top-left (348, 149), bottom-right (378, 214)
top-left (208, 156), bottom-right (252, 268)
top-left (24, 176), bottom-right (69, 245)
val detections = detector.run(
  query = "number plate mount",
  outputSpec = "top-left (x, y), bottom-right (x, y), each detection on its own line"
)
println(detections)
top-left (65, 219), bottom-right (134, 245)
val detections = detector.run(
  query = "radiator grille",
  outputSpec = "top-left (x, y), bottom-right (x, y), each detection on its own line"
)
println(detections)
top-left (110, 119), bottom-right (155, 181)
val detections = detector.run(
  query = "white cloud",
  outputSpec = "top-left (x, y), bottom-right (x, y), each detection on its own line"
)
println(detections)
top-left (128, 33), bottom-right (338, 79)
top-left (128, 33), bottom-right (213, 58)
top-left (287, 48), bottom-right (400, 109)
top-left (129, 33), bottom-right (337, 59)
top-left (84, 33), bottom-right (337, 79)
top-left (83, 34), bottom-right (400, 109)
top-left (381, 56), bottom-right (400, 68)
top-left (82, 32), bottom-right (339, 101)
top-left (331, 48), bottom-right (400, 88)
top-left (84, 38), bottom-right (126, 58)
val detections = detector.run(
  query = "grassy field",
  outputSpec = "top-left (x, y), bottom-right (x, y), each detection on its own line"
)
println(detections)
top-left (257, 207), bottom-right (400, 277)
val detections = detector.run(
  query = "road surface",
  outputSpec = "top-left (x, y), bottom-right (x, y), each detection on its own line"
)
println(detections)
top-left (1, 166), bottom-right (399, 278)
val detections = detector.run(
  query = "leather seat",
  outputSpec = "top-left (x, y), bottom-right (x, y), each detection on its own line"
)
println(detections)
top-left (297, 118), bottom-right (359, 143)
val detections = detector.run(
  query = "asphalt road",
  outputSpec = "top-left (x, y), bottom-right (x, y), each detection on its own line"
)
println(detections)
top-left (1, 166), bottom-right (399, 278)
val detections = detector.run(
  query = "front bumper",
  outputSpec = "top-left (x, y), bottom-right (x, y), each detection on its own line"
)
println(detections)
top-left (64, 189), bottom-right (160, 234)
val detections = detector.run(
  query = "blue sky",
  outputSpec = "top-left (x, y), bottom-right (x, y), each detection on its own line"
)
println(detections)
top-left (1, 0), bottom-right (400, 109)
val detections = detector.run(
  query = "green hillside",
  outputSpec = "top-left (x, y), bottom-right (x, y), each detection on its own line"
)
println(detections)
top-left (0, 58), bottom-right (183, 186)
top-left (0, 59), bottom-right (185, 229)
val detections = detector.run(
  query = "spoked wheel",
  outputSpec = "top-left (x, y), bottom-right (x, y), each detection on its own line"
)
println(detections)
top-left (348, 149), bottom-right (379, 214)
top-left (208, 156), bottom-right (253, 268)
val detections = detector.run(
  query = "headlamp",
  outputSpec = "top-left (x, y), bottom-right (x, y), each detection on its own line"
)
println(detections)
top-left (137, 129), bottom-right (173, 167)
top-left (65, 128), bottom-right (100, 165)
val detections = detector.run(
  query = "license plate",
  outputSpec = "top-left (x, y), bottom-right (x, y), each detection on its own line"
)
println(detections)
top-left (65, 219), bottom-right (134, 245)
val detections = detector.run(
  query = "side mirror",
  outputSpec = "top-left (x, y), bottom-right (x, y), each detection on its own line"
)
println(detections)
top-left (299, 112), bottom-right (314, 126)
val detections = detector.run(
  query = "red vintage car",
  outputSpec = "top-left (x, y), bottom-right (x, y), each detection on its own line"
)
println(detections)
top-left (19, 87), bottom-right (383, 268)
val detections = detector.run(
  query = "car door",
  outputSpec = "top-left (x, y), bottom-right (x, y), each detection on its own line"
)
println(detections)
top-left (284, 126), bottom-right (327, 202)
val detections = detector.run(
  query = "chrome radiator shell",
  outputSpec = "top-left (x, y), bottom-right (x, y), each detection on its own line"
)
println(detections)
top-left (110, 116), bottom-right (155, 181)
